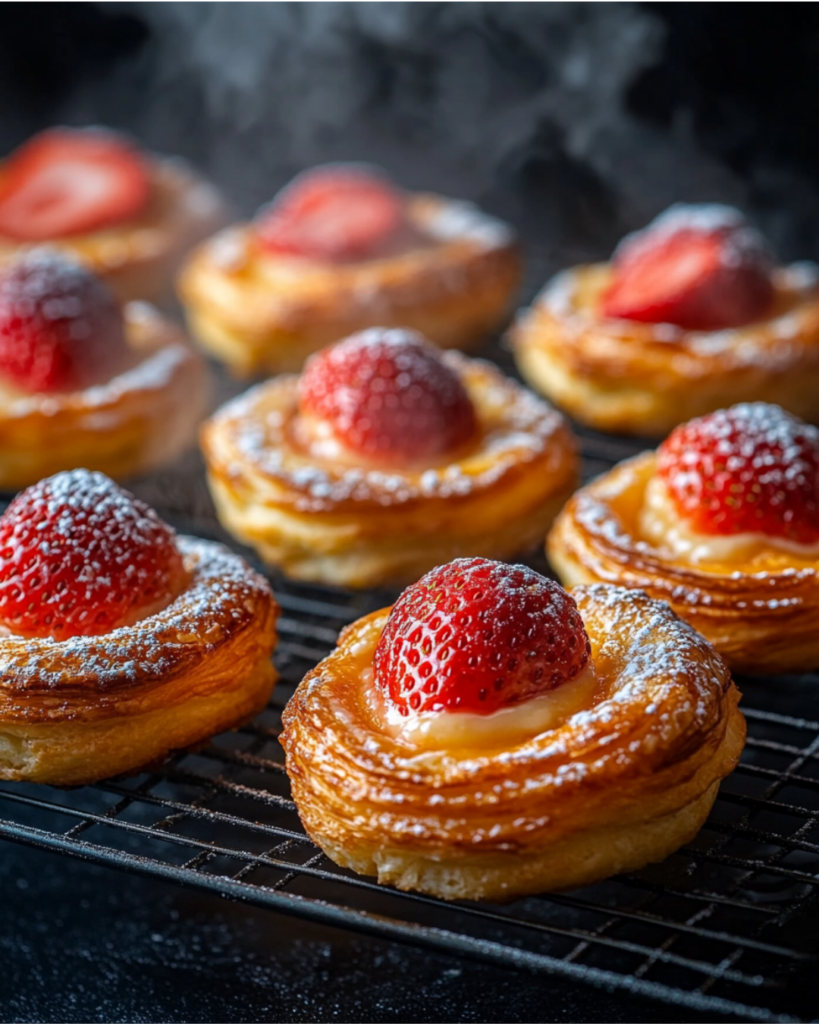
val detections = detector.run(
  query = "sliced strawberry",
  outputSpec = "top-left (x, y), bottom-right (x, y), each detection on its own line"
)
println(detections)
top-left (256, 164), bottom-right (404, 261)
top-left (0, 251), bottom-right (130, 393)
top-left (0, 469), bottom-right (186, 641)
top-left (0, 128), bottom-right (150, 241)
top-left (298, 328), bottom-right (477, 466)
top-left (602, 203), bottom-right (774, 330)
top-left (657, 402), bottom-right (819, 543)
top-left (374, 558), bottom-right (591, 717)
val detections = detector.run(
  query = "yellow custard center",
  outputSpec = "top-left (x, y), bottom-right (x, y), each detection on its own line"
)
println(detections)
top-left (365, 663), bottom-right (598, 751)
top-left (639, 475), bottom-right (819, 564)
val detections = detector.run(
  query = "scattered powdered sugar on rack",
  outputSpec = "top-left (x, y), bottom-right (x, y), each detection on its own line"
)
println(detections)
top-left (0, 536), bottom-right (269, 691)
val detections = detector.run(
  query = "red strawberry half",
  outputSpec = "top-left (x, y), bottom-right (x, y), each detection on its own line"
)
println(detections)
top-left (602, 203), bottom-right (774, 331)
top-left (657, 402), bottom-right (819, 543)
top-left (374, 558), bottom-right (591, 717)
top-left (0, 469), bottom-right (187, 640)
top-left (298, 328), bottom-right (477, 466)
top-left (256, 164), bottom-right (404, 261)
top-left (0, 251), bottom-right (131, 393)
top-left (0, 128), bottom-right (150, 241)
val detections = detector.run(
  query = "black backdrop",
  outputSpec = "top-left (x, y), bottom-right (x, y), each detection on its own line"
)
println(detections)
top-left (1, 2), bottom-right (818, 279)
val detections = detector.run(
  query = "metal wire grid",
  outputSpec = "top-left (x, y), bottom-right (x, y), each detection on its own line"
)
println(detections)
top-left (0, 431), bottom-right (818, 1024)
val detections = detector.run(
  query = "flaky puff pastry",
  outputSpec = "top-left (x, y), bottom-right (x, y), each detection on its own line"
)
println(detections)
top-left (548, 452), bottom-right (819, 674)
top-left (0, 157), bottom-right (225, 306)
top-left (0, 302), bottom-right (209, 490)
top-left (178, 196), bottom-right (522, 376)
top-left (0, 537), bottom-right (279, 786)
top-left (512, 263), bottom-right (819, 436)
top-left (280, 584), bottom-right (744, 902)
top-left (200, 354), bottom-right (578, 588)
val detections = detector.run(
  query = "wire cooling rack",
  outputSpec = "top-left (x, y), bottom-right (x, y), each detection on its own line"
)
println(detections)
top-left (1, 427), bottom-right (818, 1024)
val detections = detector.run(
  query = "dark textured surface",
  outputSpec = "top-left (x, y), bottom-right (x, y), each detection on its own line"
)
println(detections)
top-left (2, 844), bottom-right (721, 1024)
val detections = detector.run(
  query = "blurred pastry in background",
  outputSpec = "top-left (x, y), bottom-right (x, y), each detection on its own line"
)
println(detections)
top-left (200, 326), bottom-right (576, 587)
top-left (0, 127), bottom-right (226, 305)
top-left (512, 203), bottom-right (819, 436)
top-left (178, 163), bottom-right (522, 376)
top-left (548, 402), bottom-right (819, 673)
top-left (0, 250), bottom-right (209, 489)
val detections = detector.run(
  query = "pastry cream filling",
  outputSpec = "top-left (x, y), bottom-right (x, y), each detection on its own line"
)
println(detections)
top-left (639, 476), bottom-right (819, 564)
top-left (291, 411), bottom-right (478, 472)
top-left (365, 662), bottom-right (598, 751)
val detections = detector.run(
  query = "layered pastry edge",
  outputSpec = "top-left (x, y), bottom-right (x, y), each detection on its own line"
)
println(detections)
top-left (0, 536), bottom-right (279, 785)
top-left (200, 352), bottom-right (579, 587)
top-left (280, 583), bottom-right (744, 901)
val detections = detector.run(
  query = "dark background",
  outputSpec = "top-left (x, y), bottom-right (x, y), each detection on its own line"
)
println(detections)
top-left (0, 4), bottom-right (814, 1022)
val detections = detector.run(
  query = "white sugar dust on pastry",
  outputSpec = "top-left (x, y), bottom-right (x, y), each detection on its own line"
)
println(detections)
top-left (0, 250), bottom-right (208, 489)
top-left (0, 469), bottom-right (279, 785)
top-left (178, 163), bottom-right (522, 375)
top-left (512, 202), bottom-right (819, 435)
top-left (200, 327), bottom-right (579, 587)
top-left (280, 558), bottom-right (745, 902)
top-left (548, 402), bottom-right (819, 673)
top-left (0, 127), bottom-right (225, 306)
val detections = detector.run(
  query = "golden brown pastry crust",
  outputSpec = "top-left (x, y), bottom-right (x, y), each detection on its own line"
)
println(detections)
top-left (0, 536), bottom-right (279, 785)
top-left (512, 262), bottom-right (819, 436)
top-left (200, 353), bottom-right (579, 587)
top-left (280, 584), bottom-right (745, 902)
top-left (178, 194), bottom-right (522, 375)
top-left (548, 452), bottom-right (819, 673)
top-left (0, 302), bottom-right (210, 490)
top-left (0, 157), bottom-right (226, 306)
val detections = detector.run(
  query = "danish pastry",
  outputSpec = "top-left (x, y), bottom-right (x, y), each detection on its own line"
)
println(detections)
top-left (280, 558), bottom-right (744, 901)
top-left (0, 127), bottom-right (225, 305)
top-left (200, 328), bottom-right (578, 587)
top-left (0, 250), bottom-right (209, 490)
top-left (178, 163), bottom-right (522, 375)
top-left (512, 203), bottom-right (819, 435)
top-left (548, 402), bottom-right (819, 673)
top-left (0, 470), bottom-right (279, 786)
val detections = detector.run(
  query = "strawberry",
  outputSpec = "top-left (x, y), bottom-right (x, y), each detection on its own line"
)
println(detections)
top-left (657, 403), bottom-right (819, 543)
top-left (374, 558), bottom-right (591, 717)
top-left (298, 328), bottom-right (477, 465)
top-left (256, 164), bottom-right (404, 261)
top-left (0, 128), bottom-right (150, 241)
top-left (0, 469), bottom-right (186, 641)
top-left (0, 251), bottom-right (130, 393)
top-left (602, 203), bottom-right (774, 330)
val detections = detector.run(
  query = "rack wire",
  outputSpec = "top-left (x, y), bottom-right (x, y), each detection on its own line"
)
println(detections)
top-left (1, 427), bottom-right (817, 1024)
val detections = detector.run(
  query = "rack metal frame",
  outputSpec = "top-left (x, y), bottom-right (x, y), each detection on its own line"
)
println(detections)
top-left (1, 429), bottom-right (817, 1023)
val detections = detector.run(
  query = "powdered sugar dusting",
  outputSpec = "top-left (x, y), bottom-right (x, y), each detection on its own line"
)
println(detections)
top-left (613, 202), bottom-right (773, 275)
top-left (658, 402), bottom-right (819, 542)
top-left (422, 198), bottom-right (514, 250)
top-left (0, 535), bottom-right (271, 696)
top-left (214, 352), bottom-right (565, 511)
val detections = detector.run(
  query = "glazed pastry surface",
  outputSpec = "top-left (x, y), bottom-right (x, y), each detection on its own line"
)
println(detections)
top-left (0, 302), bottom-right (209, 490)
top-left (280, 584), bottom-right (744, 901)
top-left (179, 194), bottom-right (522, 375)
top-left (548, 452), bottom-right (819, 673)
top-left (0, 158), bottom-right (225, 305)
top-left (200, 353), bottom-right (578, 587)
top-left (0, 537), bottom-right (279, 785)
top-left (512, 263), bottom-right (819, 436)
